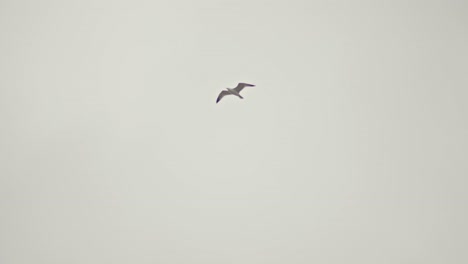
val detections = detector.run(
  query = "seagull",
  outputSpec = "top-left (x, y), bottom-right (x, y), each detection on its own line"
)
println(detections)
top-left (216, 82), bottom-right (255, 103)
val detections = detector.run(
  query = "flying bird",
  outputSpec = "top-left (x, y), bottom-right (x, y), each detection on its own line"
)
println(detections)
top-left (216, 82), bottom-right (256, 103)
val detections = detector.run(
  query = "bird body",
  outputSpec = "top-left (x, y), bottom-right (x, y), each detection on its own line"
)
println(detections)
top-left (227, 88), bottom-right (243, 98)
top-left (216, 83), bottom-right (255, 103)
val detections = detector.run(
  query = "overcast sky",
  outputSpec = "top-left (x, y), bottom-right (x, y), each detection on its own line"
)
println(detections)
top-left (1, 0), bottom-right (467, 263)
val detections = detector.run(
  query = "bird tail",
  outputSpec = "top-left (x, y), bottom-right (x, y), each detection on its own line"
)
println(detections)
top-left (239, 95), bottom-right (244, 99)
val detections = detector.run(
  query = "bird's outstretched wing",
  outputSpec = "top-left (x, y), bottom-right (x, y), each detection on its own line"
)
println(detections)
top-left (216, 90), bottom-right (231, 103)
top-left (233, 83), bottom-right (255, 93)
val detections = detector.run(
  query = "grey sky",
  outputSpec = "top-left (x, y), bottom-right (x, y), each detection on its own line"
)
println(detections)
top-left (1, 0), bottom-right (467, 263)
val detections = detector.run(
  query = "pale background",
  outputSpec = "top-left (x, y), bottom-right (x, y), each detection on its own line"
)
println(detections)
top-left (1, 0), bottom-right (467, 263)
